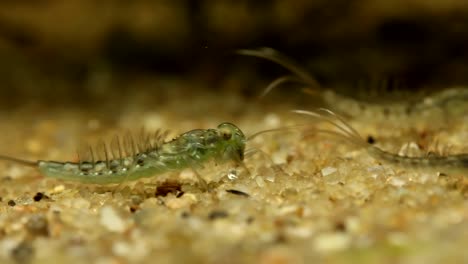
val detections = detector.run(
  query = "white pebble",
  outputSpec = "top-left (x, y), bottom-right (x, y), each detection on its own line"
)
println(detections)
top-left (179, 169), bottom-right (195, 180)
top-left (52, 185), bottom-right (65, 194)
top-left (388, 177), bottom-right (406, 187)
top-left (321, 167), bottom-right (337, 176)
top-left (255, 176), bottom-right (266, 188)
top-left (285, 225), bottom-right (313, 239)
top-left (227, 169), bottom-right (238, 180)
top-left (314, 232), bottom-right (351, 253)
top-left (100, 206), bottom-right (126, 233)
top-left (165, 193), bottom-right (197, 209)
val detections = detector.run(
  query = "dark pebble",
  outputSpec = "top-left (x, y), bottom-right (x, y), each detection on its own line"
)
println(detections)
top-left (208, 210), bottom-right (229, 220)
top-left (25, 214), bottom-right (49, 237)
top-left (33, 193), bottom-right (44, 202)
top-left (226, 189), bottom-right (249, 197)
top-left (129, 205), bottom-right (139, 213)
top-left (155, 181), bottom-right (183, 197)
top-left (181, 211), bottom-right (190, 218)
top-left (11, 241), bottom-right (34, 264)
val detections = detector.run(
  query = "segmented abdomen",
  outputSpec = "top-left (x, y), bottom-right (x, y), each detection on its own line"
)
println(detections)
top-left (37, 152), bottom-right (186, 184)
top-left (368, 147), bottom-right (468, 173)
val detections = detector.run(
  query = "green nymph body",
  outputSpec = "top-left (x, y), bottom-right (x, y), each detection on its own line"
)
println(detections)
top-left (26, 123), bottom-right (246, 184)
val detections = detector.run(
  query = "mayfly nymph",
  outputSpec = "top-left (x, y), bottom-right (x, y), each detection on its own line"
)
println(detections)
top-left (0, 123), bottom-right (249, 185)
top-left (238, 47), bottom-right (468, 117)
top-left (293, 108), bottom-right (468, 174)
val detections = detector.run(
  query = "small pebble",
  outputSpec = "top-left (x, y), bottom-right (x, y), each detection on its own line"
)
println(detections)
top-left (33, 193), bottom-right (44, 202)
top-left (130, 195), bottom-right (144, 205)
top-left (321, 167), bottom-right (337, 176)
top-left (208, 210), bottom-right (229, 220)
top-left (367, 135), bottom-right (375, 144)
top-left (255, 176), bottom-right (266, 188)
top-left (100, 206), bottom-right (126, 233)
top-left (8, 200), bottom-right (16, 207)
top-left (165, 193), bottom-right (197, 209)
top-left (129, 205), bottom-right (139, 213)
top-left (51, 185), bottom-right (65, 194)
top-left (227, 169), bottom-right (238, 180)
top-left (11, 241), bottom-right (34, 264)
top-left (388, 177), bottom-right (406, 187)
top-left (25, 214), bottom-right (49, 237)
top-left (313, 232), bottom-right (351, 253)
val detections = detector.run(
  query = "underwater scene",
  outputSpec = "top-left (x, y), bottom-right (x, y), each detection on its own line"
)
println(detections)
top-left (0, 1), bottom-right (466, 264)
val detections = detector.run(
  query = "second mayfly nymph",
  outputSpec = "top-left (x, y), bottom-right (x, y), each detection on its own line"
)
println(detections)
top-left (294, 108), bottom-right (468, 175)
top-left (237, 47), bottom-right (468, 117)
top-left (0, 123), bottom-right (249, 187)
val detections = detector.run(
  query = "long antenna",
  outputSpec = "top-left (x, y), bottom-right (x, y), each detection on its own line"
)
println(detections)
top-left (236, 48), bottom-right (321, 88)
top-left (0, 154), bottom-right (37, 167)
top-left (247, 125), bottom-right (305, 141)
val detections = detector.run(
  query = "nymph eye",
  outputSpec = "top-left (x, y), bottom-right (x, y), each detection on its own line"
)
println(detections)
top-left (222, 132), bottom-right (232, 140)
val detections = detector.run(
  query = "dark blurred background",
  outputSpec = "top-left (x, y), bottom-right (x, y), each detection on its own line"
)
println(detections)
top-left (0, 0), bottom-right (467, 107)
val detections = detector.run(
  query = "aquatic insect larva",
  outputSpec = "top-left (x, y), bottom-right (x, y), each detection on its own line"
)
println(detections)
top-left (293, 108), bottom-right (468, 174)
top-left (238, 47), bottom-right (468, 117)
top-left (0, 123), bottom-right (249, 186)
top-left (0, 123), bottom-right (294, 187)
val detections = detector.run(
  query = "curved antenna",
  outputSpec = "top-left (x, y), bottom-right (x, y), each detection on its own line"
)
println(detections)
top-left (247, 125), bottom-right (304, 141)
top-left (236, 48), bottom-right (323, 98)
top-left (237, 48), bottom-right (319, 85)
top-left (303, 129), bottom-right (364, 147)
top-left (292, 109), bottom-right (366, 148)
top-left (259, 75), bottom-right (307, 98)
top-left (0, 154), bottom-right (37, 167)
top-left (317, 108), bottom-right (363, 141)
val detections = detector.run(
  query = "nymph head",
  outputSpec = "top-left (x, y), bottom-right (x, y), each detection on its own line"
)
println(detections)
top-left (216, 122), bottom-right (246, 161)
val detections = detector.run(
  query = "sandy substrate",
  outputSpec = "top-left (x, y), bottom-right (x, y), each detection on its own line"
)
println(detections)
top-left (0, 86), bottom-right (466, 264)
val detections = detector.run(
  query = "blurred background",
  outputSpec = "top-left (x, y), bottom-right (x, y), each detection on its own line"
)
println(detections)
top-left (0, 0), bottom-right (467, 108)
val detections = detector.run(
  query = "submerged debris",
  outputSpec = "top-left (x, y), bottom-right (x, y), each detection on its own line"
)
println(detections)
top-left (225, 189), bottom-right (250, 197)
top-left (155, 181), bottom-right (183, 197)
